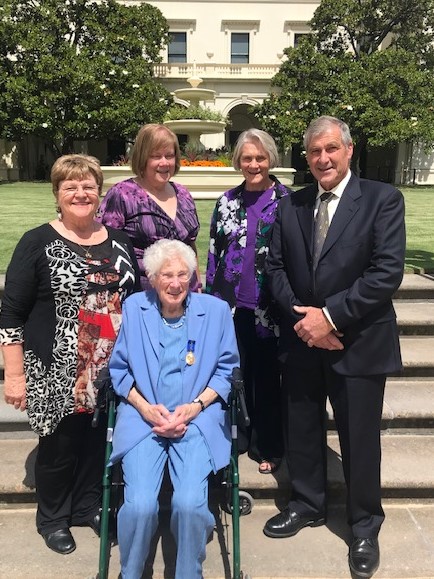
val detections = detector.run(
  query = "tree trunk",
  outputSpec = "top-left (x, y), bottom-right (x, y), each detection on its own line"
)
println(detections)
top-left (351, 135), bottom-right (368, 177)
top-left (49, 142), bottom-right (62, 159)
top-left (61, 137), bottom-right (74, 155)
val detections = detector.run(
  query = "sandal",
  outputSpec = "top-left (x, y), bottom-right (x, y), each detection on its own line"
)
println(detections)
top-left (258, 459), bottom-right (280, 474)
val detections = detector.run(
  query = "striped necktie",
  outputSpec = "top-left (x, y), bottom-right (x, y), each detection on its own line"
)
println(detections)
top-left (313, 192), bottom-right (333, 270)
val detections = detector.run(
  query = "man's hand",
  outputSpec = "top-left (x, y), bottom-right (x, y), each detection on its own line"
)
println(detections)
top-left (312, 333), bottom-right (344, 351)
top-left (293, 305), bottom-right (344, 350)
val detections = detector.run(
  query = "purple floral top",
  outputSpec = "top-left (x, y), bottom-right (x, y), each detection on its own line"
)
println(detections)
top-left (97, 178), bottom-right (200, 290)
top-left (206, 176), bottom-right (291, 338)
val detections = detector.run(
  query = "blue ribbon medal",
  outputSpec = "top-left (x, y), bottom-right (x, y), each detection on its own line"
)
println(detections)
top-left (186, 339), bottom-right (196, 365)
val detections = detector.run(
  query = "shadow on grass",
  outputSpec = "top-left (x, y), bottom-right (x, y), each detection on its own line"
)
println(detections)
top-left (405, 249), bottom-right (434, 273)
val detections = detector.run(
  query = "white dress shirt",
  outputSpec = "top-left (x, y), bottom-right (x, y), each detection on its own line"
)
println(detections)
top-left (315, 169), bottom-right (352, 223)
top-left (315, 170), bottom-right (352, 331)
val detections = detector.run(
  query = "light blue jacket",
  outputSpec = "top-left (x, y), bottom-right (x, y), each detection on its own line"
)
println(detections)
top-left (109, 290), bottom-right (240, 471)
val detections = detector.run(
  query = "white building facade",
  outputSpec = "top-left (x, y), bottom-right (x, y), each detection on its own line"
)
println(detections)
top-left (146, 0), bottom-right (315, 154)
top-left (2, 0), bottom-right (433, 184)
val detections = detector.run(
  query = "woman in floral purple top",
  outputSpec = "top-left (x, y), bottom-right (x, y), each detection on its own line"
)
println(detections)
top-left (98, 124), bottom-right (201, 291)
top-left (206, 129), bottom-right (292, 474)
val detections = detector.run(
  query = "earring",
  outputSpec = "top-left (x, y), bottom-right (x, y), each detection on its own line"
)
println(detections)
top-left (56, 206), bottom-right (62, 221)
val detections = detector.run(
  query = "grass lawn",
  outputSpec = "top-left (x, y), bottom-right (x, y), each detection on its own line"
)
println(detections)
top-left (0, 181), bottom-right (433, 274)
top-left (0, 181), bottom-right (217, 274)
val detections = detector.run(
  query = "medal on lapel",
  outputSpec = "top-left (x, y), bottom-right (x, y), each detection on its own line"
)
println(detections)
top-left (186, 339), bottom-right (196, 365)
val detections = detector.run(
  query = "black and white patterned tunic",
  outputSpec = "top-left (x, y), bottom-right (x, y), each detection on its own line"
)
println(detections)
top-left (0, 224), bottom-right (140, 436)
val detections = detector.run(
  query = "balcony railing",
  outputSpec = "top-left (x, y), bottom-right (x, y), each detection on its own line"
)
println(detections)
top-left (153, 62), bottom-right (280, 80)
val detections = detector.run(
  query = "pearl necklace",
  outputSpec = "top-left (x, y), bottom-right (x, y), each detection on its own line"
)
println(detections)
top-left (161, 310), bottom-right (186, 329)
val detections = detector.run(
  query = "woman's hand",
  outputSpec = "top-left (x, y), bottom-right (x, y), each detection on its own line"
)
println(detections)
top-left (4, 373), bottom-right (27, 411)
top-left (128, 385), bottom-right (216, 439)
top-left (152, 402), bottom-right (200, 439)
top-left (2, 344), bottom-right (27, 411)
top-left (129, 391), bottom-right (190, 438)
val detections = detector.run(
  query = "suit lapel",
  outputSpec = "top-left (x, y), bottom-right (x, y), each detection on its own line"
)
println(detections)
top-left (295, 185), bottom-right (317, 252)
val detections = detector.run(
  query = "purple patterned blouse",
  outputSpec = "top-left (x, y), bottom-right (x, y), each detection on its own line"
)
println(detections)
top-left (206, 176), bottom-right (291, 338)
top-left (97, 178), bottom-right (200, 290)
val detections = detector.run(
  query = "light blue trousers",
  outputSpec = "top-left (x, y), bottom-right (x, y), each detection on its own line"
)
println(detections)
top-left (118, 425), bottom-right (214, 579)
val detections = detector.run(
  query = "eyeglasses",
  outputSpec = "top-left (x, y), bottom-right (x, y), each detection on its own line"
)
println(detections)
top-left (59, 184), bottom-right (99, 196)
top-left (159, 272), bottom-right (191, 283)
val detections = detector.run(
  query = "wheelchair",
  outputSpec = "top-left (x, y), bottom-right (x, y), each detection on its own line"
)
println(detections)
top-left (94, 367), bottom-right (252, 579)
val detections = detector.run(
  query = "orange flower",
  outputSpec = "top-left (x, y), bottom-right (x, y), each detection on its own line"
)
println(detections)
top-left (180, 159), bottom-right (227, 167)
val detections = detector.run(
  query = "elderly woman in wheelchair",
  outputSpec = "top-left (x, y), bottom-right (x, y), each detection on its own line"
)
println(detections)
top-left (108, 239), bottom-right (239, 579)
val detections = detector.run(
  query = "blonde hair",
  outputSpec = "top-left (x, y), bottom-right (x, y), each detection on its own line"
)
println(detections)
top-left (51, 154), bottom-right (103, 200)
top-left (130, 124), bottom-right (181, 177)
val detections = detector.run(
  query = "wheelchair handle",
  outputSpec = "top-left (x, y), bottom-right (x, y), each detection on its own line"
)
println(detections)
top-left (230, 367), bottom-right (250, 427)
top-left (92, 366), bottom-right (113, 428)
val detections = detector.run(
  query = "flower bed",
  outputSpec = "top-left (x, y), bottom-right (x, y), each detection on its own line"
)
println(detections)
top-left (180, 159), bottom-right (228, 167)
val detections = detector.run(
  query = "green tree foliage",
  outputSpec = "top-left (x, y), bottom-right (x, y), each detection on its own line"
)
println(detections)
top-left (0, 0), bottom-right (171, 155)
top-left (311, 0), bottom-right (434, 59)
top-left (255, 0), bottom-right (434, 168)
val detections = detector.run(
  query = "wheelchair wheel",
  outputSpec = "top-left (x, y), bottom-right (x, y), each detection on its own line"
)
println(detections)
top-left (239, 490), bottom-right (254, 515)
top-left (225, 490), bottom-right (254, 516)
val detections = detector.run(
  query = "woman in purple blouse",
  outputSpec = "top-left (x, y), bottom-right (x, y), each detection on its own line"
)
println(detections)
top-left (206, 129), bottom-right (292, 474)
top-left (98, 124), bottom-right (201, 291)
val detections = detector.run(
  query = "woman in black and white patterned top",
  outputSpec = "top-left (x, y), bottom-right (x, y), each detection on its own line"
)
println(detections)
top-left (0, 154), bottom-right (140, 555)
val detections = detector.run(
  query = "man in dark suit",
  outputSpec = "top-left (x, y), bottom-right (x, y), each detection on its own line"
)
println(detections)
top-left (263, 116), bottom-right (405, 578)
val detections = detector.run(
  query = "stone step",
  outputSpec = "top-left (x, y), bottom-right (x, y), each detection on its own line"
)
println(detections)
top-left (394, 272), bottom-right (434, 300)
top-left (395, 301), bottom-right (434, 335)
top-left (325, 378), bottom-right (434, 430)
top-left (382, 379), bottom-right (434, 429)
top-left (2, 433), bottom-right (434, 502)
top-left (399, 336), bottom-right (434, 377)
top-left (237, 434), bottom-right (434, 501)
top-left (2, 379), bottom-right (434, 435)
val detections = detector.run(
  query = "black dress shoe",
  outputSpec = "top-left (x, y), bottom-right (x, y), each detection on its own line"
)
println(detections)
top-left (263, 508), bottom-right (325, 538)
top-left (43, 529), bottom-right (76, 555)
top-left (349, 537), bottom-right (380, 577)
top-left (87, 513), bottom-right (101, 537)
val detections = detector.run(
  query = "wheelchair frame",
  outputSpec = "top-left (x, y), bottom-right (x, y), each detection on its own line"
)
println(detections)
top-left (95, 367), bottom-right (252, 579)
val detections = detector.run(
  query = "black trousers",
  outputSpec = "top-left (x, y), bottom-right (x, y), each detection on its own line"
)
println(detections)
top-left (281, 359), bottom-right (386, 538)
top-left (234, 308), bottom-right (283, 463)
top-left (35, 412), bottom-right (107, 535)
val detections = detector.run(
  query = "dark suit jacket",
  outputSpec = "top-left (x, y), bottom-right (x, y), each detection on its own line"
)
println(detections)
top-left (266, 172), bottom-right (406, 376)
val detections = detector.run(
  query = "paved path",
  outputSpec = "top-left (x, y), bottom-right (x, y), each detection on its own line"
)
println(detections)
top-left (1, 501), bottom-right (434, 578)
